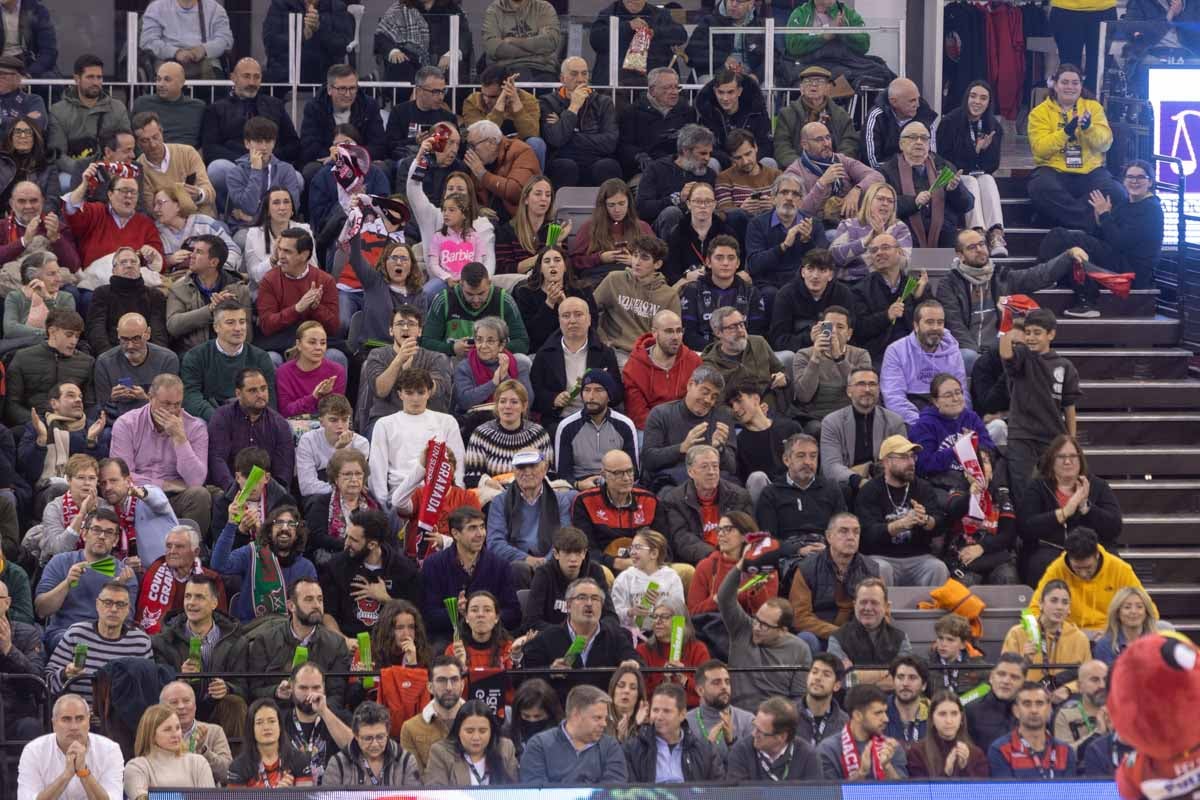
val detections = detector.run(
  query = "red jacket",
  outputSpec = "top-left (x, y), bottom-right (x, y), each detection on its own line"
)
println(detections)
top-left (636, 638), bottom-right (710, 708)
top-left (0, 216), bottom-right (82, 270)
top-left (65, 202), bottom-right (163, 267)
top-left (620, 332), bottom-right (703, 429)
top-left (255, 264), bottom-right (339, 337)
top-left (477, 138), bottom-right (540, 218)
top-left (687, 550), bottom-right (778, 615)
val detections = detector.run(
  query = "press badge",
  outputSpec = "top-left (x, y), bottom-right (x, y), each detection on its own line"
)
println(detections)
top-left (1064, 141), bottom-right (1083, 169)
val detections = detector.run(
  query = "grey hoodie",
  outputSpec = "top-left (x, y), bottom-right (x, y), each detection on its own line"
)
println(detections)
top-left (48, 87), bottom-right (132, 161)
top-left (481, 0), bottom-right (561, 75)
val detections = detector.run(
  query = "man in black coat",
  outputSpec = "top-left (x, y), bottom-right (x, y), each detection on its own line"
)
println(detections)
top-left (624, 683), bottom-right (725, 781)
top-left (540, 56), bottom-right (624, 188)
top-left (861, 77), bottom-right (938, 169)
top-left (299, 64), bottom-right (387, 181)
top-left (521, 576), bottom-right (641, 691)
top-left (528, 297), bottom-right (621, 434)
top-left (0, 579), bottom-right (45, 740)
top-left (768, 247), bottom-right (857, 353)
top-left (725, 696), bottom-right (823, 781)
top-left (695, 70), bottom-right (775, 168)
top-left (966, 653), bottom-right (1027, 747)
top-left (755, 432), bottom-right (846, 558)
top-left (617, 66), bottom-right (698, 177)
top-left (263, 0), bottom-right (354, 84)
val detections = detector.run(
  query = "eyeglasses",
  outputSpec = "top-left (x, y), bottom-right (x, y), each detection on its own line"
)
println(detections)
top-left (393, 319), bottom-right (419, 328)
top-left (716, 524), bottom-right (739, 534)
top-left (901, 134), bottom-right (931, 143)
top-left (357, 733), bottom-right (389, 744)
top-left (90, 526), bottom-right (120, 539)
top-left (751, 617), bottom-right (784, 631)
top-left (628, 543), bottom-right (652, 552)
top-left (689, 198), bottom-right (716, 207)
top-left (1125, 174), bottom-right (1150, 182)
top-left (961, 240), bottom-right (989, 251)
top-left (98, 598), bottom-right (130, 610)
top-left (650, 613), bottom-right (675, 623)
top-left (330, 85), bottom-right (358, 94)
top-left (385, 254), bottom-right (409, 264)
top-left (11, 128), bottom-right (33, 138)
top-left (111, 188), bottom-right (138, 197)
top-left (273, 520), bottom-right (300, 529)
top-left (720, 320), bottom-right (747, 332)
top-left (1055, 453), bottom-right (1081, 462)
top-left (866, 244), bottom-right (896, 254)
top-left (420, 85), bottom-right (447, 95)
top-left (603, 467), bottom-right (635, 479)
top-left (751, 725), bottom-right (781, 738)
top-left (800, 77), bottom-right (829, 86)
top-left (571, 594), bottom-right (604, 605)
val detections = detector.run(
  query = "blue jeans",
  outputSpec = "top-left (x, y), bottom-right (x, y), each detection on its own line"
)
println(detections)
top-left (526, 137), bottom-right (547, 172)
top-left (423, 277), bottom-right (448, 299)
top-left (207, 159), bottom-right (239, 215)
top-left (338, 289), bottom-right (363, 339)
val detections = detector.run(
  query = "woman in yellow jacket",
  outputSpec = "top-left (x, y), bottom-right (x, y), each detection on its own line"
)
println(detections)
top-left (1049, 0), bottom-right (1116, 93)
top-left (1027, 64), bottom-right (1127, 229)
top-left (1002, 579), bottom-right (1092, 704)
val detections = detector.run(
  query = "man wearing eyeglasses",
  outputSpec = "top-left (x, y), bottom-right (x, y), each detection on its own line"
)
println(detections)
top-left (299, 64), bottom-right (387, 181)
top-left (784, 121), bottom-right (883, 227)
top-left (702, 306), bottom-right (788, 413)
top-left (861, 77), bottom-right (937, 170)
top-left (384, 66), bottom-right (457, 164)
top-left (64, 161), bottom-right (165, 269)
top-left (94, 314), bottom-right (179, 420)
top-left (0, 580), bottom-right (46, 742)
top-left (84, 247), bottom-right (169, 356)
top-left (851, 232), bottom-right (926, 365)
top-left (44, 578), bottom-right (151, 706)
top-left (726, 696), bottom-right (823, 781)
top-left (745, 173), bottom-right (821, 314)
top-left (360, 307), bottom-right (452, 428)
top-left (939, 228), bottom-right (1085, 372)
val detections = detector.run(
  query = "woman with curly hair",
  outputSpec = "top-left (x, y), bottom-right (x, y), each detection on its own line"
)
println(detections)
top-left (211, 501), bottom-right (318, 622)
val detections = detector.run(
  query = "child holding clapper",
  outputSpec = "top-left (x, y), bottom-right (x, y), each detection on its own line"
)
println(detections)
top-left (609, 529), bottom-right (685, 634)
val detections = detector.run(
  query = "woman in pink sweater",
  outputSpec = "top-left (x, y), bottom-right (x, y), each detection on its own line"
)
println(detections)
top-left (274, 320), bottom-right (347, 417)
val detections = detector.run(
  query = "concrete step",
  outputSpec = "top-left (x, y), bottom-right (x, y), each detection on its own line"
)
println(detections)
top-left (1146, 585), bottom-right (1200, 619)
top-left (1001, 197), bottom-right (1037, 227)
top-left (1076, 413), bottom-right (1200, 446)
top-left (1054, 317), bottom-right (1181, 347)
top-left (1109, 481), bottom-right (1200, 515)
top-left (1058, 349), bottom-right (1193, 380)
top-left (1119, 548), bottom-right (1200, 584)
top-left (1121, 514), bottom-right (1200, 546)
top-left (997, 227), bottom-right (1048, 259)
top-left (1086, 447), bottom-right (1200, 478)
top-left (1077, 380), bottom-right (1200, 409)
top-left (996, 176), bottom-right (1034, 195)
top-left (1031, 289), bottom-right (1159, 317)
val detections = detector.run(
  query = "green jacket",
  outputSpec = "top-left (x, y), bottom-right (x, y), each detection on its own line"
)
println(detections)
top-left (701, 334), bottom-right (787, 410)
top-left (419, 284), bottom-right (530, 356)
top-left (180, 339), bottom-right (277, 421)
top-left (775, 95), bottom-right (861, 167)
top-left (47, 87), bottom-right (132, 161)
top-left (784, 1), bottom-right (869, 58)
top-left (2, 560), bottom-right (33, 625)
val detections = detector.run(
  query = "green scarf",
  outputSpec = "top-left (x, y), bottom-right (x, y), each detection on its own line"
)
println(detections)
top-left (250, 545), bottom-right (286, 618)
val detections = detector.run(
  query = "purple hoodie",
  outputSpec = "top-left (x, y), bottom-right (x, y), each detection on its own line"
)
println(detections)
top-left (909, 404), bottom-right (996, 476)
top-left (879, 330), bottom-right (970, 424)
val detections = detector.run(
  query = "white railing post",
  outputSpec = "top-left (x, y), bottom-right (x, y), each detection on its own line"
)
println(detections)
top-left (763, 16), bottom-right (775, 99)
top-left (126, 12), bottom-right (138, 88)
top-left (449, 15), bottom-right (461, 86)
top-left (609, 15), bottom-right (619, 90)
top-left (289, 12), bottom-right (301, 123)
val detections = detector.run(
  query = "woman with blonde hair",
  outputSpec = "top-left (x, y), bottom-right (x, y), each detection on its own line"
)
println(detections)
top-left (569, 178), bottom-right (652, 285)
top-left (152, 184), bottom-right (242, 272)
top-left (495, 175), bottom-right (570, 275)
top-left (124, 704), bottom-right (215, 799)
top-left (610, 528), bottom-right (685, 633)
top-left (463, 379), bottom-right (552, 486)
top-left (1094, 586), bottom-right (1159, 667)
top-left (829, 182), bottom-right (914, 281)
top-left (275, 320), bottom-right (348, 417)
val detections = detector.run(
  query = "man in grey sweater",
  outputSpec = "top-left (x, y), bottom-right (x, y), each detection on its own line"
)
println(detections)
top-left (519, 684), bottom-right (629, 783)
top-left (718, 557), bottom-right (811, 710)
top-left (642, 366), bottom-right (738, 488)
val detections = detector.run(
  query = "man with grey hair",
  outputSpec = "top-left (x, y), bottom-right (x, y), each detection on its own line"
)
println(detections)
top-left (519, 682), bottom-right (629, 782)
top-left (93, 313), bottom-right (180, 419)
top-left (383, 65), bottom-right (457, 163)
top-left (521, 576), bottom-right (642, 691)
top-left (643, 364), bottom-right (739, 488)
top-left (158, 680), bottom-right (235, 782)
top-left (637, 123), bottom-right (718, 239)
top-left (136, 527), bottom-right (228, 633)
top-left (702, 305), bottom-right (789, 412)
top-left (661, 443), bottom-right (753, 564)
top-left (540, 56), bottom-right (622, 187)
top-left (746, 171), bottom-right (822, 314)
top-left (17, 693), bottom-right (124, 800)
top-left (862, 76), bottom-right (937, 169)
top-left (464, 118), bottom-right (541, 219)
top-left (110, 371), bottom-right (212, 530)
top-left (618, 66), bottom-right (698, 177)
top-left (0, 181), bottom-right (80, 268)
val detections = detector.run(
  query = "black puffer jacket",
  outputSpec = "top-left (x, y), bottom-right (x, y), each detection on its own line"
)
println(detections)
top-left (588, 0), bottom-right (685, 84)
top-left (623, 722), bottom-right (725, 782)
top-left (695, 74), bottom-right (774, 165)
top-left (152, 610), bottom-right (246, 698)
top-left (200, 92), bottom-right (302, 164)
top-left (85, 274), bottom-right (169, 355)
top-left (617, 98), bottom-right (698, 176)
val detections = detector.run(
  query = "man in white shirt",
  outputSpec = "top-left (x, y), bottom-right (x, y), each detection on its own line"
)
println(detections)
top-left (17, 693), bottom-right (124, 800)
top-left (368, 366), bottom-right (463, 508)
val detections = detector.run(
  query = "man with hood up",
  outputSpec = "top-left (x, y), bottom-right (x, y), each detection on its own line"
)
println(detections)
top-left (481, 0), bottom-right (561, 82)
top-left (879, 299), bottom-right (969, 425)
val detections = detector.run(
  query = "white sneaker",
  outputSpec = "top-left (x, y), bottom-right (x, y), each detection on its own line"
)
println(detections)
top-left (988, 228), bottom-right (1009, 258)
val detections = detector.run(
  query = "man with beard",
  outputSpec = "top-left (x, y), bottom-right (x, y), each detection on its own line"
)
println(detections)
top-left (726, 697), bottom-right (823, 781)
top-left (643, 366), bottom-right (738, 488)
top-left (820, 367), bottom-right (906, 494)
top-left (207, 368), bottom-right (294, 491)
top-left (622, 310), bottom-right (703, 431)
top-left (884, 656), bottom-right (930, 744)
top-left (817, 684), bottom-right (908, 779)
top-left (680, 236), bottom-right (766, 352)
top-left (854, 434), bottom-right (949, 586)
top-left (755, 434), bottom-right (846, 568)
top-left (421, 262), bottom-right (530, 357)
top-left (554, 370), bottom-right (637, 490)
top-left (360, 306), bottom-right (453, 427)
top-left (702, 306), bottom-right (788, 413)
top-left (159, 681), bottom-right (235, 782)
top-left (181, 299), bottom-right (277, 423)
top-left (769, 246), bottom-right (857, 355)
top-left (211, 503), bottom-right (317, 622)
top-left (1052, 659), bottom-right (1109, 752)
top-left (241, 576), bottom-right (350, 707)
top-left (17, 693), bottom-right (124, 800)
top-left (797, 653), bottom-right (849, 745)
top-left (400, 655), bottom-right (465, 771)
top-left (530, 298), bottom-right (622, 433)
top-left (203, 58), bottom-right (301, 199)
top-left (136, 526), bottom-right (228, 634)
top-left (966, 653), bottom-right (1027, 746)
top-left (6, 310), bottom-right (96, 426)
top-left (17, 382), bottom-right (108, 511)
top-left (96, 456), bottom-right (179, 566)
top-left (715, 129), bottom-right (778, 225)
top-left (788, 512), bottom-right (880, 648)
top-left (685, 659), bottom-right (755, 754)
top-left (46, 581), bottom-right (152, 706)
top-left (746, 173), bottom-right (820, 312)
top-left (880, 300), bottom-right (969, 425)
top-left (320, 508), bottom-right (420, 647)
top-left (776, 66), bottom-right (861, 167)
top-left (635, 123), bottom-right (717, 240)
top-left (988, 682), bottom-right (1076, 777)
top-left (792, 305), bottom-right (872, 435)
top-left (486, 449), bottom-right (574, 589)
top-left (48, 55), bottom-right (133, 178)
top-left (95, 314), bottom-right (180, 419)
top-left (0, 182), bottom-right (80, 268)
top-left (786, 122), bottom-right (883, 227)
top-left (280, 662), bottom-right (353, 784)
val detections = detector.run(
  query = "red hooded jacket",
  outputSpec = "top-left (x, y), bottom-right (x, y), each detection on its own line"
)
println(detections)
top-left (620, 332), bottom-right (703, 429)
